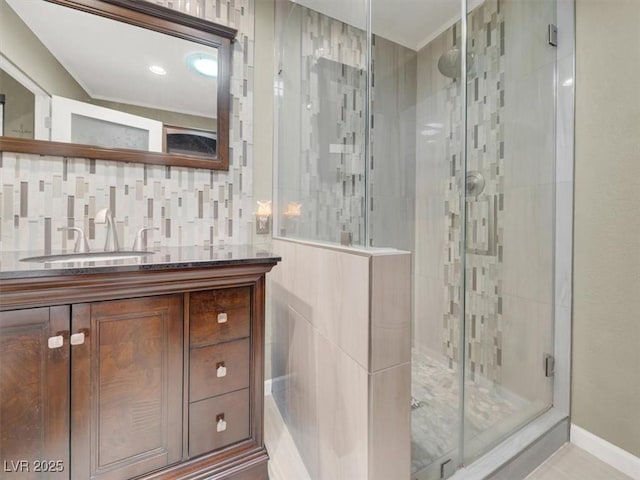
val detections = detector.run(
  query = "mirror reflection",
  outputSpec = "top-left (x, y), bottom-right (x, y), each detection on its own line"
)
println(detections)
top-left (0, 0), bottom-right (218, 158)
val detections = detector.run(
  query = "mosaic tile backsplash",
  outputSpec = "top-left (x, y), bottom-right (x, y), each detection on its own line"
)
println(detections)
top-left (0, 153), bottom-right (251, 251)
top-left (0, 0), bottom-right (255, 252)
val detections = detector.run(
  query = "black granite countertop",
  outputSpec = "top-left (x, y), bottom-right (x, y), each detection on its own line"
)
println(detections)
top-left (0, 245), bottom-right (281, 279)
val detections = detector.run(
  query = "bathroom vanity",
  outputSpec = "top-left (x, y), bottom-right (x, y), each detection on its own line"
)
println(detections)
top-left (0, 246), bottom-right (279, 480)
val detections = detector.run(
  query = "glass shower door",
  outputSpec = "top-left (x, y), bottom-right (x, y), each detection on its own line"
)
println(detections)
top-left (365, 0), bottom-right (470, 476)
top-left (462, 0), bottom-right (557, 465)
top-left (388, 1), bottom-right (468, 477)
top-left (274, 0), bottom-right (369, 247)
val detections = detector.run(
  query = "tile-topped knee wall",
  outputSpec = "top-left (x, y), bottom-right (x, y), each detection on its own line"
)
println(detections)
top-left (269, 238), bottom-right (411, 480)
top-left (0, 0), bottom-right (256, 251)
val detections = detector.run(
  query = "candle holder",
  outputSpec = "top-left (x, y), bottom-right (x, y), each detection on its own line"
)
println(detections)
top-left (255, 200), bottom-right (272, 235)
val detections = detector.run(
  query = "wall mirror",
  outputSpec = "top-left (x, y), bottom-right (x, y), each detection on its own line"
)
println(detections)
top-left (0, 0), bottom-right (236, 170)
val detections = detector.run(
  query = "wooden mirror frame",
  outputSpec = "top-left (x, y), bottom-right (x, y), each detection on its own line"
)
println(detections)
top-left (0, 0), bottom-right (236, 170)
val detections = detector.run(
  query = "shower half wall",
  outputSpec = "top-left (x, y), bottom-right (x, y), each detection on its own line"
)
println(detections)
top-left (269, 239), bottom-right (411, 480)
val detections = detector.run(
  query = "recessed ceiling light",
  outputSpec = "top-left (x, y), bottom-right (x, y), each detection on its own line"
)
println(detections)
top-left (187, 53), bottom-right (218, 78)
top-left (149, 65), bottom-right (167, 76)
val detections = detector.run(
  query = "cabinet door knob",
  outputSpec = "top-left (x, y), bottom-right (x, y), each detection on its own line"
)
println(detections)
top-left (70, 332), bottom-right (85, 345)
top-left (216, 414), bottom-right (227, 432)
top-left (217, 313), bottom-right (228, 324)
top-left (48, 335), bottom-right (64, 349)
top-left (216, 362), bottom-right (227, 378)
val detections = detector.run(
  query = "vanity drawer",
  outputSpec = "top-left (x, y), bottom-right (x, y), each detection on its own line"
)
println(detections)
top-left (189, 389), bottom-right (250, 457)
top-left (190, 338), bottom-right (250, 402)
top-left (190, 288), bottom-right (250, 347)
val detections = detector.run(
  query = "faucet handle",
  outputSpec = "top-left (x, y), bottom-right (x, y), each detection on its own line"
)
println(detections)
top-left (132, 227), bottom-right (158, 251)
top-left (58, 227), bottom-right (90, 253)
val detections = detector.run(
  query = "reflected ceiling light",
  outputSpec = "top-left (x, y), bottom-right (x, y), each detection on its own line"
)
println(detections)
top-left (563, 77), bottom-right (574, 87)
top-left (420, 128), bottom-right (439, 137)
top-left (187, 53), bottom-right (218, 77)
top-left (149, 65), bottom-right (167, 76)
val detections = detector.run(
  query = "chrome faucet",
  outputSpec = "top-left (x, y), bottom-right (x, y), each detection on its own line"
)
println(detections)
top-left (132, 227), bottom-right (158, 251)
top-left (95, 208), bottom-right (120, 252)
top-left (58, 226), bottom-right (90, 253)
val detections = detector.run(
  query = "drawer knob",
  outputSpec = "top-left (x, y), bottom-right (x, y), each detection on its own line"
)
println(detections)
top-left (48, 335), bottom-right (64, 349)
top-left (216, 414), bottom-right (227, 432)
top-left (70, 332), bottom-right (85, 346)
top-left (217, 313), bottom-right (228, 324)
top-left (216, 362), bottom-right (227, 378)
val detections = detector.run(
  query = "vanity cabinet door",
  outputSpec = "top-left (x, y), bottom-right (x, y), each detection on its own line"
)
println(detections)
top-left (0, 306), bottom-right (70, 480)
top-left (70, 295), bottom-right (183, 480)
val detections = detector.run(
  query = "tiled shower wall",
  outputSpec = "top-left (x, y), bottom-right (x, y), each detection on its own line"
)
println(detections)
top-left (0, 0), bottom-right (256, 252)
top-left (414, 1), bottom-right (506, 384)
top-left (445, 1), bottom-right (506, 384)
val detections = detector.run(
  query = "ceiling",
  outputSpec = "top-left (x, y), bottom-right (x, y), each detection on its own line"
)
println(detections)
top-left (7, 0), bottom-right (218, 118)
top-left (294, 0), bottom-right (481, 51)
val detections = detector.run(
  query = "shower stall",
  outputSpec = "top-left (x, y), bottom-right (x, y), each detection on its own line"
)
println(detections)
top-left (271, 0), bottom-right (575, 478)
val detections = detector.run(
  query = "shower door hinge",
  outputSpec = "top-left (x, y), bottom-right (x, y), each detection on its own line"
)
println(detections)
top-left (544, 354), bottom-right (555, 377)
top-left (548, 24), bottom-right (558, 47)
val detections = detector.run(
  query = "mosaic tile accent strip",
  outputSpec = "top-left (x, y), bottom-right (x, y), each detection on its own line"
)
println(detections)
top-left (276, 3), bottom-right (367, 245)
top-left (442, 0), bottom-right (505, 384)
top-left (0, 0), bottom-right (255, 251)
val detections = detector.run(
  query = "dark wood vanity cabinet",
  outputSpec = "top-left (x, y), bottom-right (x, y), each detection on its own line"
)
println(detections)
top-left (188, 288), bottom-right (252, 458)
top-left (0, 262), bottom-right (275, 480)
top-left (71, 296), bottom-right (184, 480)
top-left (0, 306), bottom-right (70, 480)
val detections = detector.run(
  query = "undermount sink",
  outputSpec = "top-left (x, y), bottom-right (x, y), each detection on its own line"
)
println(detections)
top-left (21, 251), bottom-right (153, 264)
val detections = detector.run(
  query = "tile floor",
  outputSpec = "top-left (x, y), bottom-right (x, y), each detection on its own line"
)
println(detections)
top-left (412, 349), bottom-right (542, 473)
top-left (525, 443), bottom-right (632, 480)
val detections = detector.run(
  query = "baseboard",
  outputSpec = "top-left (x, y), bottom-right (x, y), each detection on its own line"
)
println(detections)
top-left (570, 424), bottom-right (640, 480)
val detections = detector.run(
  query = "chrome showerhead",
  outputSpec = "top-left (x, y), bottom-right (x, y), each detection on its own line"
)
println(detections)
top-left (437, 47), bottom-right (475, 79)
